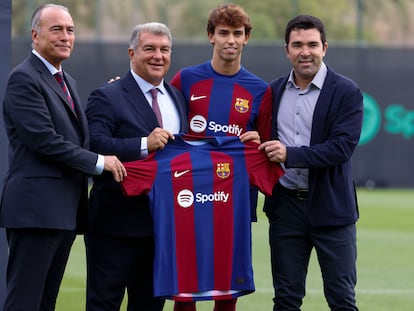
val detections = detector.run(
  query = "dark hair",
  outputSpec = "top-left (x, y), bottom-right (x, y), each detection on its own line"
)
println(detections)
top-left (207, 3), bottom-right (252, 36)
top-left (285, 15), bottom-right (326, 45)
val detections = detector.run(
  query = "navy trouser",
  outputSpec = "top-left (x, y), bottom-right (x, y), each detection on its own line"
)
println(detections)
top-left (4, 228), bottom-right (76, 311)
top-left (85, 234), bottom-right (165, 311)
top-left (264, 186), bottom-right (358, 311)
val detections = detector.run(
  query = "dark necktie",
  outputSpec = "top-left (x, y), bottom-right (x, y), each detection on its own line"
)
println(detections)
top-left (150, 88), bottom-right (163, 127)
top-left (54, 71), bottom-right (75, 111)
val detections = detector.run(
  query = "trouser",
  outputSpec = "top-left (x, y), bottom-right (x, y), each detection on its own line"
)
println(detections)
top-left (4, 228), bottom-right (75, 311)
top-left (265, 186), bottom-right (358, 311)
top-left (85, 234), bottom-right (165, 311)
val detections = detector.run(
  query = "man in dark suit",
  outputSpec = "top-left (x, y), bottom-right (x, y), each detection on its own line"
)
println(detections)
top-left (85, 22), bottom-right (188, 311)
top-left (0, 4), bottom-right (126, 311)
top-left (259, 15), bottom-right (363, 310)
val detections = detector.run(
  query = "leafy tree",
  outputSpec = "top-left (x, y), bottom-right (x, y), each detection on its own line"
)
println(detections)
top-left (11, 0), bottom-right (414, 46)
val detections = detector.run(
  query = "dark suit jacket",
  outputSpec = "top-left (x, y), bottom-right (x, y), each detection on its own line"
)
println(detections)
top-left (0, 53), bottom-right (98, 231)
top-left (86, 71), bottom-right (188, 237)
top-left (266, 67), bottom-right (363, 227)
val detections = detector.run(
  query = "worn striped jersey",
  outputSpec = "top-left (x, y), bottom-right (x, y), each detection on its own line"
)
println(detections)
top-left (171, 62), bottom-right (273, 222)
top-left (170, 61), bottom-right (272, 141)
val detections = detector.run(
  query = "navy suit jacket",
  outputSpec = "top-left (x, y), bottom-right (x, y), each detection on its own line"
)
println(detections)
top-left (86, 71), bottom-right (188, 237)
top-left (266, 67), bottom-right (363, 227)
top-left (0, 53), bottom-right (98, 231)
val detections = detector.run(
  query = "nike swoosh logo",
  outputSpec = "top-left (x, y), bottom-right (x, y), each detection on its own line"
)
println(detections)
top-left (190, 94), bottom-right (207, 101)
top-left (174, 170), bottom-right (190, 178)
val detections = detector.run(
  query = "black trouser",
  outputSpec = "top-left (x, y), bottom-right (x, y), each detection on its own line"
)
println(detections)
top-left (85, 234), bottom-right (165, 311)
top-left (265, 186), bottom-right (358, 311)
top-left (4, 228), bottom-right (75, 311)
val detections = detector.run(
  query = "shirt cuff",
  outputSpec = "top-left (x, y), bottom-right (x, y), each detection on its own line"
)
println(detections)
top-left (140, 137), bottom-right (149, 158)
top-left (94, 154), bottom-right (105, 175)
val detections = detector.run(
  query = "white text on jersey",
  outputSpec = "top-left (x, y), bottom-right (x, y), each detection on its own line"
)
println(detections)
top-left (208, 121), bottom-right (243, 136)
top-left (196, 191), bottom-right (229, 204)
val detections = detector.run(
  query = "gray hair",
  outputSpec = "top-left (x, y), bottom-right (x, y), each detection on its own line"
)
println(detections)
top-left (129, 22), bottom-right (172, 51)
top-left (31, 4), bottom-right (70, 33)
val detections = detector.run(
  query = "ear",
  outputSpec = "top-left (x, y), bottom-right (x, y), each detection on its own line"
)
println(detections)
top-left (32, 29), bottom-right (38, 44)
top-left (128, 48), bottom-right (134, 59)
top-left (323, 41), bottom-right (328, 52)
top-left (208, 32), bottom-right (214, 45)
top-left (243, 33), bottom-right (250, 46)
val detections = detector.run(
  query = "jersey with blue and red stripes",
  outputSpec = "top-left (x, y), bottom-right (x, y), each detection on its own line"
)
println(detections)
top-left (121, 135), bottom-right (284, 301)
top-left (170, 61), bottom-right (272, 142)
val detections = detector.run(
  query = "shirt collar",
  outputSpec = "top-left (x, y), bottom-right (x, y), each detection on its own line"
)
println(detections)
top-left (130, 69), bottom-right (166, 95)
top-left (32, 49), bottom-right (62, 75)
top-left (287, 62), bottom-right (327, 90)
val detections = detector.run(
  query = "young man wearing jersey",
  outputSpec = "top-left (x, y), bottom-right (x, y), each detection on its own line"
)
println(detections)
top-left (170, 3), bottom-right (272, 311)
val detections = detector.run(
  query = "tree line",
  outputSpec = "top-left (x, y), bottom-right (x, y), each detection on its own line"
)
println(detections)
top-left (12, 0), bottom-right (414, 46)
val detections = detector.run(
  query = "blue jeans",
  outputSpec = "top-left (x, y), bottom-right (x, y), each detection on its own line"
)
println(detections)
top-left (265, 187), bottom-right (358, 311)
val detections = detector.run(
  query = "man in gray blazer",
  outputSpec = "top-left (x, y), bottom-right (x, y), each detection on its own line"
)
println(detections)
top-left (0, 4), bottom-right (126, 311)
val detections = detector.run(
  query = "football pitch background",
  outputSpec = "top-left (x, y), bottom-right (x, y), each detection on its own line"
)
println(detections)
top-left (1, 2), bottom-right (414, 309)
top-left (55, 189), bottom-right (414, 311)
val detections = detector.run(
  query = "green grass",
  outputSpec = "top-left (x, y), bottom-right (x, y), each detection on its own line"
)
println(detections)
top-left (55, 189), bottom-right (414, 310)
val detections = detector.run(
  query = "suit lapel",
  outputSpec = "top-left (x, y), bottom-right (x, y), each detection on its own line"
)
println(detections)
top-left (63, 72), bottom-right (90, 142)
top-left (30, 55), bottom-right (79, 120)
top-left (31, 55), bottom-right (86, 142)
top-left (63, 73), bottom-right (83, 117)
top-left (271, 76), bottom-right (289, 140)
top-left (122, 73), bottom-right (159, 129)
top-left (311, 69), bottom-right (336, 143)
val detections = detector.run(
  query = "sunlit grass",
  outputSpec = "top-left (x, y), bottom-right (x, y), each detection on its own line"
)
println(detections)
top-left (56, 189), bottom-right (414, 311)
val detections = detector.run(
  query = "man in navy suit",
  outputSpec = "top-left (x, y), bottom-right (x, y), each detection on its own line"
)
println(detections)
top-left (85, 22), bottom-right (188, 311)
top-left (259, 15), bottom-right (363, 310)
top-left (0, 4), bottom-right (126, 311)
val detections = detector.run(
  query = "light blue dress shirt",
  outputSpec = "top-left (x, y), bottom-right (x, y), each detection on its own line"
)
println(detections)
top-left (277, 62), bottom-right (328, 190)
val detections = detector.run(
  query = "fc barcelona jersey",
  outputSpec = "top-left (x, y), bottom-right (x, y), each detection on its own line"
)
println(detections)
top-left (170, 62), bottom-right (272, 141)
top-left (121, 135), bottom-right (284, 301)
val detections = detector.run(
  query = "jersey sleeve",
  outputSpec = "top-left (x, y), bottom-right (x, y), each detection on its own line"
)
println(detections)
top-left (170, 70), bottom-right (182, 90)
top-left (243, 141), bottom-right (284, 195)
top-left (120, 154), bottom-right (158, 197)
top-left (256, 86), bottom-right (272, 142)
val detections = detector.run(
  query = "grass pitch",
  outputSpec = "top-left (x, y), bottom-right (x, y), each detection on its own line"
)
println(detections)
top-left (55, 189), bottom-right (414, 310)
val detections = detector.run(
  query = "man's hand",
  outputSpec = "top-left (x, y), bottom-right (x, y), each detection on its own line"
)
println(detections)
top-left (103, 155), bottom-right (127, 182)
top-left (147, 128), bottom-right (175, 153)
top-left (259, 140), bottom-right (287, 163)
top-left (239, 131), bottom-right (261, 144)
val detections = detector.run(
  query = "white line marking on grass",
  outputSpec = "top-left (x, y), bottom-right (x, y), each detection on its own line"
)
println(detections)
top-left (254, 288), bottom-right (414, 295)
top-left (60, 287), bottom-right (414, 295)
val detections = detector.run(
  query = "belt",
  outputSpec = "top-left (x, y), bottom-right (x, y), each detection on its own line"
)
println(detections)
top-left (276, 183), bottom-right (309, 200)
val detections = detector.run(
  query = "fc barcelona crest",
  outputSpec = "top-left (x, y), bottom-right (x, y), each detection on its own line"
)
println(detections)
top-left (216, 162), bottom-right (231, 179)
top-left (234, 98), bottom-right (249, 113)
